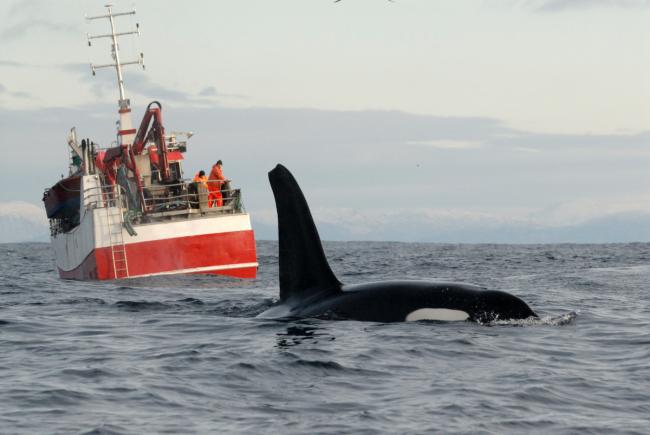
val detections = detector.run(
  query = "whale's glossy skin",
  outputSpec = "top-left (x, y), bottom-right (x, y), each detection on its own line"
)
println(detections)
top-left (258, 164), bottom-right (537, 323)
top-left (259, 280), bottom-right (537, 323)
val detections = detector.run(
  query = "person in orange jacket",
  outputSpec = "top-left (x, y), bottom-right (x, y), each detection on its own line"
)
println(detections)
top-left (208, 160), bottom-right (228, 207)
top-left (192, 170), bottom-right (208, 188)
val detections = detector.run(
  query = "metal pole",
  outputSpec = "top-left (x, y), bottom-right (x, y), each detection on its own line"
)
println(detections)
top-left (107, 5), bottom-right (126, 102)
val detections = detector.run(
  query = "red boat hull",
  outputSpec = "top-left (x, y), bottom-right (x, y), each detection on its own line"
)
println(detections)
top-left (58, 229), bottom-right (257, 280)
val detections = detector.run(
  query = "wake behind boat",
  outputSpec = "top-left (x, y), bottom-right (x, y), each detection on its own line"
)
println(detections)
top-left (42, 6), bottom-right (257, 280)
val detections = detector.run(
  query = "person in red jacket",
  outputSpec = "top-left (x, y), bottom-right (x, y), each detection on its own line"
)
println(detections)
top-left (208, 160), bottom-right (227, 207)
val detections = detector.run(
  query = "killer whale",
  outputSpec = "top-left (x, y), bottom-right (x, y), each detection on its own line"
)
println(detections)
top-left (258, 164), bottom-right (537, 323)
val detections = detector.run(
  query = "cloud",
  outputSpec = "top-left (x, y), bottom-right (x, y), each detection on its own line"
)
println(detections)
top-left (198, 86), bottom-right (247, 100)
top-left (0, 82), bottom-right (33, 100)
top-left (1, 20), bottom-right (79, 41)
top-left (60, 63), bottom-right (89, 74)
top-left (489, 130), bottom-right (650, 151)
top-left (123, 73), bottom-right (192, 102)
top-left (2, 103), bottom-right (649, 242)
top-left (513, 147), bottom-right (541, 153)
top-left (407, 139), bottom-right (482, 150)
top-left (7, 0), bottom-right (41, 16)
top-left (60, 63), bottom-right (235, 105)
top-left (1, 0), bottom-right (80, 41)
top-left (198, 86), bottom-right (218, 97)
top-left (62, 62), bottom-right (193, 102)
top-left (0, 60), bottom-right (29, 68)
top-left (527, 0), bottom-right (650, 12)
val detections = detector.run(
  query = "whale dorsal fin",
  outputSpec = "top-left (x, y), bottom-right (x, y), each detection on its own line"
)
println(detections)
top-left (268, 164), bottom-right (342, 302)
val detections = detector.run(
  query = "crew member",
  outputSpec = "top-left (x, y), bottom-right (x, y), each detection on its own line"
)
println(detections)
top-left (208, 160), bottom-right (227, 207)
top-left (192, 170), bottom-right (208, 189)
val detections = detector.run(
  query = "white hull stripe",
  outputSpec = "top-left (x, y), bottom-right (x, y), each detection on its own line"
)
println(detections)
top-left (103, 213), bottom-right (253, 248)
top-left (126, 262), bottom-right (259, 279)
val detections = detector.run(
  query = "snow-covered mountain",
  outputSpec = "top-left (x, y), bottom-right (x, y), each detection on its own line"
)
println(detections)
top-left (252, 207), bottom-right (650, 243)
top-left (0, 202), bottom-right (49, 243)
top-left (3, 199), bottom-right (649, 244)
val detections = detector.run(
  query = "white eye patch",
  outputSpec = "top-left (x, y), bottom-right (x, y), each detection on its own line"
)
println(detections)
top-left (405, 308), bottom-right (469, 322)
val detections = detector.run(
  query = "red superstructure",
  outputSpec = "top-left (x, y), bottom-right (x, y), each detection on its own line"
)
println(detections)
top-left (42, 6), bottom-right (257, 281)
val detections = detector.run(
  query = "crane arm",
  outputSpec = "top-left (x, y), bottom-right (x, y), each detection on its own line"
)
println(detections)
top-left (132, 101), bottom-right (171, 181)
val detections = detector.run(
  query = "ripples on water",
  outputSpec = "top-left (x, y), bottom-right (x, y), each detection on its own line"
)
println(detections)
top-left (1, 242), bottom-right (649, 434)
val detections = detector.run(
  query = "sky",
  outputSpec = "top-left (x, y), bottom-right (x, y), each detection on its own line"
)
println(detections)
top-left (0, 0), bottom-right (649, 242)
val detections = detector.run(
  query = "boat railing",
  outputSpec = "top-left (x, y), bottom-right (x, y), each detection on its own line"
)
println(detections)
top-left (142, 179), bottom-right (243, 216)
top-left (48, 184), bottom-right (128, 237)
top-left (83, 184), bottom-right (130, 211)
top-left (82, 179), bottom-right (243, 217)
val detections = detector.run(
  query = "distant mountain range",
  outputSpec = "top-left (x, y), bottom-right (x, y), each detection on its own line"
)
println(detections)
top-left (0, 202), bottom-right (49, 243)
top-left (2, 201), bottom-right (649, 244)
top-left (251, 208), bottom-right (650, 244)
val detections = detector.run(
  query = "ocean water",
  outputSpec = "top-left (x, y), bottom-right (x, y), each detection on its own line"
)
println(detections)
top-left (1, 241), bottom-right (649, 434)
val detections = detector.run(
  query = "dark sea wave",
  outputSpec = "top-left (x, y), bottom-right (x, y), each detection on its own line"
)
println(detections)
top-left (1, 241), bottom-right (649, 434)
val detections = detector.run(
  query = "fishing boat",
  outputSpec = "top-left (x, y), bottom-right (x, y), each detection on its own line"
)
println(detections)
top-left (42, 6), bottom-right (257, 280)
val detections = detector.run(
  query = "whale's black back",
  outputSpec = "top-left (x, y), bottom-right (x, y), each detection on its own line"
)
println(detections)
top-left (268, 164), bottom-right (341, 302)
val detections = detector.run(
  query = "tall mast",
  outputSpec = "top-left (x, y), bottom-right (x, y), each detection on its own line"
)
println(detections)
top-left (87, 4), bottom-right (144, 146)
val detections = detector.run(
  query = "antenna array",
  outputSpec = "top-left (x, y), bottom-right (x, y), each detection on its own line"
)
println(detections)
top-left (86, 4), bottom-right (144, 105)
